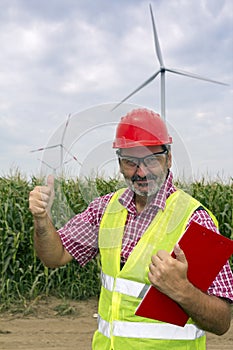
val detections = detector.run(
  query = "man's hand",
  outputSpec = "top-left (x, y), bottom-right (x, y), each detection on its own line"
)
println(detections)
top-left (148, 244), bottom-right (189, 302)
top-left (148, 244), bottom-right (231, 335)
top-left (29, 175), bottom-right (55, 219)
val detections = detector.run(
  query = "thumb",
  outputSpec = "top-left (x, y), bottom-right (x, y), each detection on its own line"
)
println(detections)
top-left (47, 174), bottom-right (54, 190)
top-left (173, 244), bottom-right (187, 264)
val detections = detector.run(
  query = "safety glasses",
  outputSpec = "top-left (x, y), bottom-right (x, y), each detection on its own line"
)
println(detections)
top-left (116, 149), bottom-right (168, 169)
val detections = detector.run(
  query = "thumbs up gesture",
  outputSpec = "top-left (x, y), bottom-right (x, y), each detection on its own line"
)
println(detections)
top-left (29, 175), bottom-right (55, 219)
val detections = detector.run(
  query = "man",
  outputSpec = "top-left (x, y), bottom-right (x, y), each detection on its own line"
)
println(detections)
top-left (29, 108), bottom-right (233, 350)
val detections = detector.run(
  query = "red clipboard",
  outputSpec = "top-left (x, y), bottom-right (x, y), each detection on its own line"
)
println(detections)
top-left (135, 221), bottom-right (233, 326)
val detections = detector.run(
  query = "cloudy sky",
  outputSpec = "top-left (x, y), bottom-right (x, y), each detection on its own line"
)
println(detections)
top-left (0, 0), bottom-right (232, 181)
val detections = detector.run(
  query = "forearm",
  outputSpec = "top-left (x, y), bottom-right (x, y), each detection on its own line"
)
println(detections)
top-left (34, 214), bottom-right (67, 268)
top-left (175, 281), bottom-right (231, 335)
top-left (30, 176), bottom-right (73, 268)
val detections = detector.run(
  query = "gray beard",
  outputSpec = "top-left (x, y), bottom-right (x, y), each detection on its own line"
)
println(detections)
top-left (124, 171), bottom-right (167, 197)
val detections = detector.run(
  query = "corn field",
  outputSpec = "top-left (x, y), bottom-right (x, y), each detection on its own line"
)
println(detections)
top-left (0, 171), bottom-right (232, 308)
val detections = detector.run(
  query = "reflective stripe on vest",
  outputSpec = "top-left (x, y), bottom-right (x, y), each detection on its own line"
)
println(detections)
top-left (98, 315), bottom-right (205, 340)
top-left (100, 272), bottom-right (205, 340)
top-left (101, 270), bottom-right (148, 298)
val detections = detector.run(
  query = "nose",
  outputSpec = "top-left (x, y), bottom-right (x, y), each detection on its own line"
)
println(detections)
top-left (135, 162), bottom-right (150, 177)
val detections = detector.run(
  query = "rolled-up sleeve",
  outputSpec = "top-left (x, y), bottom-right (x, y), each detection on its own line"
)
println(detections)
top-left (58, 193), bottom-right (113, 266)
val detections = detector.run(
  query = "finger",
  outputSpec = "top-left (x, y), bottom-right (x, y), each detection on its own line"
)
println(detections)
top-left (30, 187), bottom-right (50, 201)
top-left (148, 266), bottom-right (160, 288)
top-left (39, 191), bottom-right (51, 203)
top-left (148, 271), bottom-right (156, 285)
top-left (173, 244), bottom-right (187, 264)
top-left (47, 174), bottom-right (54, 190)
top-left (149, 262), bottom-right (155, 272)
top-left (151, 254), bottom-right (160, 265)
top-left (30, 186), bottom-right (50, 195)
top-left (156, 250), bottom-right (170, 260)
top-left (29, 200), bottom-right (47, 216)
top-left (29, 194), bottom-right (48, 208)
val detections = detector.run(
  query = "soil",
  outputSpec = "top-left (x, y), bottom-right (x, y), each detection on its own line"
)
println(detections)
top-left (0, 296), bottom-right (232, 350)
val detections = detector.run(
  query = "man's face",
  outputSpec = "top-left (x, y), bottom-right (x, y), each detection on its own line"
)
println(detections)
top-left (118, 145), bottom-right (172, 197)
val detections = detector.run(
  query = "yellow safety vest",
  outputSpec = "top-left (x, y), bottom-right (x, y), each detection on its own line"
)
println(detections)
top-left (92, 188), bottom-right (218, 350)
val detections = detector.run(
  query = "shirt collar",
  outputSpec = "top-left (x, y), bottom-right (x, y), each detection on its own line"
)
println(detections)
top-left (118, 170), bottom-right (175, 212)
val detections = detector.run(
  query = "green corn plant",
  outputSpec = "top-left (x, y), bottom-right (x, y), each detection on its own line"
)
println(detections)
top-left (0, 171), bottom-right (232, 308)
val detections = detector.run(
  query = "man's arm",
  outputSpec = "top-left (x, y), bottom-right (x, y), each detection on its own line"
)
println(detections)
top-left (29, 175), bottom-right (73, 268)
top-left (148, 245), bottom-right (231, 335)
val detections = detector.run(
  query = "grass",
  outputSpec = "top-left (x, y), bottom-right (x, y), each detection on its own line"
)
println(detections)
top-left (0, 171), bottom-right (232, 307)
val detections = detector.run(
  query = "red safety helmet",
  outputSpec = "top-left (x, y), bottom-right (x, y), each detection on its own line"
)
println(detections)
top-left (112, 108), bottom-right (172, 148)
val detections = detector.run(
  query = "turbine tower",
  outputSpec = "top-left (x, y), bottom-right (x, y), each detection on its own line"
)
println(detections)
top-left (113, 4), bottom-right (227, 120)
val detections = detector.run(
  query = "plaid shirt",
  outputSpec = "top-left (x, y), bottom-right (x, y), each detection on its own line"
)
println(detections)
top-left (59, 171), bottom-right (233, 301)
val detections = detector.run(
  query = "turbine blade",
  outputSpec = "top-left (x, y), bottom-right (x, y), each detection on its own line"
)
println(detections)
top-left (112, 70), bottom-right (161, 111)
top-left (38, 159), bottom-right (57, 172)
top-left (65, 113), bottom-right (71, 128)
top-left (61, 113), bottom-right (71, 145)
top-left (30, 147), bottom-right (45, 152)
top-left (30, 144), bottom-right (61, 153)
top-left (166, 67), bottom-right (228, 86)
top-left (63, 146), bottom-right (82, 166)
top-left (149, 4), bottom-right (164, 67)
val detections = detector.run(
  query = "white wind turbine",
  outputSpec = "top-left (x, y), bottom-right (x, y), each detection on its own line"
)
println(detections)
top-left (31, 113), bottom-right (82, 173)
top-left (113, 4), bottom-right (228, 120)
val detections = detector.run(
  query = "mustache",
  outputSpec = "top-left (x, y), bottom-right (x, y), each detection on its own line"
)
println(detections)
top-left (131, 174), bottom-right (157, 182)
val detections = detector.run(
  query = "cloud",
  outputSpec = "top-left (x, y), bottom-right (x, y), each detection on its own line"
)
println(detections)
top-left (0, 0), bottom-right (232, 179)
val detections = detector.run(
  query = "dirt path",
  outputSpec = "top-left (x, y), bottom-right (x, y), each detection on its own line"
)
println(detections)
top-left (0, 297), bottom-right (232, 350)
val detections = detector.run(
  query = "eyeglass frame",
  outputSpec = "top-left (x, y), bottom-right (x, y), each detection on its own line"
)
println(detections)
top-left (116, 147), bottom-right (169, 169)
